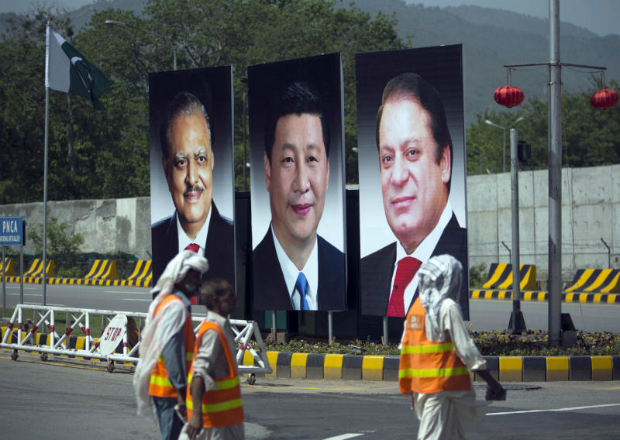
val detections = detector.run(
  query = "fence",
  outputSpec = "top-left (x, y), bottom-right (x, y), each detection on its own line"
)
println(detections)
top-left (0, 304), bottom-right (271, 381)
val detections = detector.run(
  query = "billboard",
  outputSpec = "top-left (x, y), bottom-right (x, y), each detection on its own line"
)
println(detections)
top-left (149, 67), bottom-right (236, 291)
top-left (356, 45), bottom-right (469, 319)
top-left (248, 53), bottom-right (347, 311)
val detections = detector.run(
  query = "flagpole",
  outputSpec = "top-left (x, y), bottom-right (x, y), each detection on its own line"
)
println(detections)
top-left (43, 23), bottom-right (50, 305)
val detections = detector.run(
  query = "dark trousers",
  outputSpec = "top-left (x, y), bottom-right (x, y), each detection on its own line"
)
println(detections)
top-left (153, 396), bottom-right (184, 440)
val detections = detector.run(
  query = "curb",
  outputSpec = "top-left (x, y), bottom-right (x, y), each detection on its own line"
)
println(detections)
top-left (3, 327), bottom-right (620, 382)
top-left (470, 290), bottom-right (620, 304)
top-left (243, 351), bottom-right (620, 382)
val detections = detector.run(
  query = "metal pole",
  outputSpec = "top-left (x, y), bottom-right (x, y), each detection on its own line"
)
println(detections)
top-left (600, 238), bottom-right (611, 268)
top-left (382, 316), bottom-right (388, 345)
top-left (20, 246), bottom-right (24, 304)
top-left (43, 81), bottom-right (49, 306)
top-left (2, 246), bottom-right (5, 318)
top-left (502, 128), bottom-right (507, 173)
top-left (271, 310), bottom-right (276, 341)
top-left (548, 0), bottom-right (562, 346)
top-left (328, 311), bottom-right (333, 347)
top-left (508, 128), bottom-right (526, 333)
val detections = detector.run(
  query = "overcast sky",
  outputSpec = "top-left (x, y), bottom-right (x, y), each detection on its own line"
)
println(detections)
top-left (3, 0), bottom-right (620, 37)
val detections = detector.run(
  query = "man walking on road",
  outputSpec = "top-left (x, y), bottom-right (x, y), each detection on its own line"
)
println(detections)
top-left (399, 254), bottom-right (505, 439)
top-left (181, 279), bottom-right (244, 440)
top-left (134, 250), bottom-right (210, 440)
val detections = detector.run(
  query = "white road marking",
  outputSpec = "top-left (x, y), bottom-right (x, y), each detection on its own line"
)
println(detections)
top-left (489, 403), bottom-right (620, 416)
top-left (323, 435), bottom-right (364, 440)
top-left (103, 291), bottom-right (149, 295)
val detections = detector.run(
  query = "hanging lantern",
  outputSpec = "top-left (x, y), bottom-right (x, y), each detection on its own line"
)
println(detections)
top-left (590, 88), bottom-right (619, 109)
top-left (494, 85), bottom-right (524, 108)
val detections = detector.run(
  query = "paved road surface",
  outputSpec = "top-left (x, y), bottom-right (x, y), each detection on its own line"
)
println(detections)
top-left (1, 351), bottom-right (619, 439)
top-left (2, 282), bottom-right (619, 332)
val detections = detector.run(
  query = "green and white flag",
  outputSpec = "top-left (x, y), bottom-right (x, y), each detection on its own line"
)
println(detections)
top-left (46, 26), bottom-right (113, 109)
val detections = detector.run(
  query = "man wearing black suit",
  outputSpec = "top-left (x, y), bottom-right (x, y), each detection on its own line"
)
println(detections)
top-left (253, 82), bottom-right (345, 311)
top-left (152, 92), bottom-right (234, 291)
top-left (360, 73), bottom-right (468, 319)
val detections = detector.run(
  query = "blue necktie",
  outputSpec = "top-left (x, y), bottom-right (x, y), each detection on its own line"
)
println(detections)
top-left (295, 272), bottom-right (310, 311)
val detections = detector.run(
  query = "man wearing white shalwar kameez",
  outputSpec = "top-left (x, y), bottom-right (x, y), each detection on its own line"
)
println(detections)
top-left (399, 255), bottom-right (505, 440)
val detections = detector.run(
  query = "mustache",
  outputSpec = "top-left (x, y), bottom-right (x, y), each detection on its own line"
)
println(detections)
top-left (184, 184), bottom-right (204, 196)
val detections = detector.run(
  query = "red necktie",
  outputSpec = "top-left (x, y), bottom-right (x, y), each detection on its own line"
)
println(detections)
top-left (387, 257), bottom-right (422, 317)
top-left (184, 243), bottom-right (200, 304)
top-left (185, 243), bottom-right (200, 253)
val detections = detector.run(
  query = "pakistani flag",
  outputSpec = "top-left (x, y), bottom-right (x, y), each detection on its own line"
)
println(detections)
top-left (46, 26), bottom-right (113, 110)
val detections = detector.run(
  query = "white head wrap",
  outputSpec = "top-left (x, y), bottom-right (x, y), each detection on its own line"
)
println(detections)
top-left (133, 250), bottom-right (209, 417)
top-left (418, 254), bottom-right (462, 342)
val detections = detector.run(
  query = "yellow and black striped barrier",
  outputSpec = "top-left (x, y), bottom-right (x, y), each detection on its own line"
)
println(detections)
top-left (482, 263), bottom-right (538, 290)
top-left (565, 269), bottom-right (620, 294)
top-left (469, 289), bottom-right (620, 304)
top-left (1, 257), bottom-right (16, 276)
top-left (1, 260), bottom-right (152, 287)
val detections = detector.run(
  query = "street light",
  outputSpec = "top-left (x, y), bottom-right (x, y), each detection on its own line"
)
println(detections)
top-left (104, 19), bottom-right (177, 70)
top-left (485, 116), bottom-right (524, 173)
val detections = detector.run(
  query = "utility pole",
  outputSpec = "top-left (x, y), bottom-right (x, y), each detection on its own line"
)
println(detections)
top-left (501, 0), bottom-right (608, 346)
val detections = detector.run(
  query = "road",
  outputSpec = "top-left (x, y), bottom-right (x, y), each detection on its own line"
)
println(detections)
top-left (1, 282), bottom-right (619, 332)
top-left (1, 351), bottom-right (619, 439)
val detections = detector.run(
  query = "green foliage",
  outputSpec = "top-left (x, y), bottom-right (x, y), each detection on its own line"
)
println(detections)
top-left (258, 330), bottom-right (620, 356)
top-left (0, 0), bottom-right (406, 203)
top-left (467, 80), bottom-right (620, 175)
top-left (468, 263), bottom-right (488, 288)
top-left (26, 216), bottom-right (85, 275)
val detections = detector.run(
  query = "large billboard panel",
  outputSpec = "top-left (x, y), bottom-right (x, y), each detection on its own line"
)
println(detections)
top-left (249, 54), bottom-right (347, 311)
top-left (357, 45), bottom-right (469, 319)
top-left (149, 67), bottom-right (235, 292)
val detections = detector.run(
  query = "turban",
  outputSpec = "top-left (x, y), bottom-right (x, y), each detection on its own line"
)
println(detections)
top-left (418, 254), bottom-right (463, 341)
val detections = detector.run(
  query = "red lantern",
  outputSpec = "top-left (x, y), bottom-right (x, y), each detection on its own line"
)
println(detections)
top-left (494, 85), bottom-right (524, 108)
top-left (590, 88), bottom-right (619, 109)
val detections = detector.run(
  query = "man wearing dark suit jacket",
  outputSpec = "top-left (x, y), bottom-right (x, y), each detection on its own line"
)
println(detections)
top-left (253, 82), bottom-right (346, 311)
top-left (360, 73), bottom-right (469, 319)
top-left (152, 92), bottom-right (234, 292)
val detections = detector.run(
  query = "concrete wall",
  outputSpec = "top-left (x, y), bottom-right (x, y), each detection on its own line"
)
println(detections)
top-left (1, 165), bottom-right (619, 281)
top-left (0, 197), bottom-right (152, 260)
top-left (467, 164), bottom-right (620, 280)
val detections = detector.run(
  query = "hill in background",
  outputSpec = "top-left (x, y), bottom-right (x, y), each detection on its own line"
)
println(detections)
top-left (2, 0), bottom-right (618, 125)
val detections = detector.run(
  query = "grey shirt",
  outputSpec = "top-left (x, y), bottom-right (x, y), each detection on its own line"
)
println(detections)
top-left (161, 291), bottom-right (192, 392)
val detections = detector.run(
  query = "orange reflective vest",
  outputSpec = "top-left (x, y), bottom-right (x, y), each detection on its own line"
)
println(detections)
top-left (399, 297), bottom-right (471, 394)
top-left (186, 321), bottom-right (244, 428)
top-left (149, 295), bottom-right (195, 398)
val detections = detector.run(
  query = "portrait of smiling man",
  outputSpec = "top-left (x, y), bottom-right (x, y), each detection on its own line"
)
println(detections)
top-left (151, 89), bottom-right (234, 293)
top-left (252, 81), bottom-right (346, 311)
top-left (360, 70), bottom-right (468, 318)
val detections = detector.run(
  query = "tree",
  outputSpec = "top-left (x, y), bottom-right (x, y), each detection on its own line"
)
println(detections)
top-left (466, 80), bottom-right (620, 174)
top-left (27, 215), bottom-right (85, 277)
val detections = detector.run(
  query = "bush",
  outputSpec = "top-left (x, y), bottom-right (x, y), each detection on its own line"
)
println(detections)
top-left (256, 330), bottom-right (620, 357)
top-left (469, 263), bottom-right (488, 288)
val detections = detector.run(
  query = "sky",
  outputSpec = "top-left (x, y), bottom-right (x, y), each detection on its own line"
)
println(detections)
top-left (2, 0), bottom-right (619, 37)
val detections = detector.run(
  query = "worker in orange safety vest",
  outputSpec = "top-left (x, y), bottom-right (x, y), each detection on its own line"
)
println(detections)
top-left (399, 255), bottom-right (505, 440)
top-left (180, 279), bottom-right (244, 440)
top-left (134, 250), bottom-right (210, 440)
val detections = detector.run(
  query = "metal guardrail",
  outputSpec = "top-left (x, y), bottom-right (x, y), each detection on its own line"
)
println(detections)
top-left (0, 304), bottom-right (272, 382)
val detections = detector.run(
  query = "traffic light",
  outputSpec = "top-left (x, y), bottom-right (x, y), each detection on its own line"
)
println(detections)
top-left (518, 140), bottom-right (531, 162)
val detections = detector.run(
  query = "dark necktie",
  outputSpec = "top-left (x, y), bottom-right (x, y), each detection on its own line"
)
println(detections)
top-left (185, 243), bottom-right (200, 253)
top-left (387, 256), bottom-right (422, 317)
top-left (295, 272), bottom-right (310, 311)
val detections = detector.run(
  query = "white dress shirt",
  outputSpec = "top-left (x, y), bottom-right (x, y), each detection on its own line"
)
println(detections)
top-left (176, 205), bottom-right (213, 257)
top-left (271, 226), bottom-right (319, 310)
top-left (389, 201), bottom-right (454, 313)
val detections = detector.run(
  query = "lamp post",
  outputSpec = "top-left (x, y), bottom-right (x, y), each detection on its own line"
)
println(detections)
top-left (104, 19), bottom-right (177, 70)
top-left (485, 116), bottom-right (523, 173)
